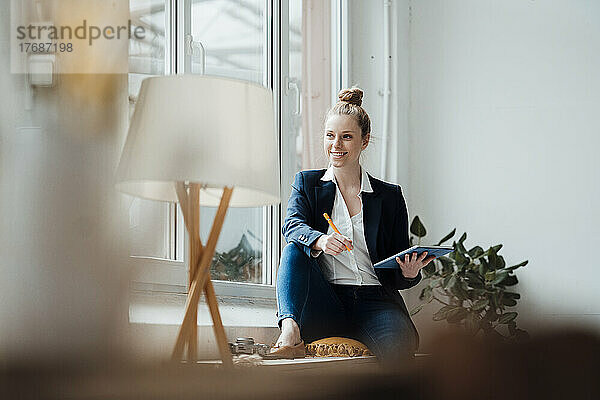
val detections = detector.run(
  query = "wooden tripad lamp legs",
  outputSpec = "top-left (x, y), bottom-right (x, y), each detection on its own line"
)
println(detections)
top-left (171, 182), bottom-right (233, 368)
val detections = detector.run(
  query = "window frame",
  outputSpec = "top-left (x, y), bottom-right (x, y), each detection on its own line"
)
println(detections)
top-left (130, 0), bottom-right (280, 300)
top-left (130, 0), bottom-right (344, 301)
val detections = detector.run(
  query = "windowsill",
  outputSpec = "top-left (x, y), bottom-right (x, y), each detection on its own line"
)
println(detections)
top-left (128, 259), bottom-right (280, 360)
top-left (128, 285), bottom-right (280, 360)
top-left (130, 282), bottom-right (277, 327)
top-left (128, 269), bottom-right (280, 363)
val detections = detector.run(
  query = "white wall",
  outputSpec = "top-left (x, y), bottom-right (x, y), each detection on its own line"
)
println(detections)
top-left (408, 0), bottom-right (600, 332)
top-left (350, 0), bottom-right (600, 346)
top-left (347, 0), bottom-right (411, 186)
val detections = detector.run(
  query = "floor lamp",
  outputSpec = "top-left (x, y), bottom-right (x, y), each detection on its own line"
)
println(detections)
top-left (116, 75), bottom-right (280, 367)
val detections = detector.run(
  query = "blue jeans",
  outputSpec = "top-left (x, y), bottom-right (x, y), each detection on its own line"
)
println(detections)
top-left (276, 243), bottom-right (417, 361)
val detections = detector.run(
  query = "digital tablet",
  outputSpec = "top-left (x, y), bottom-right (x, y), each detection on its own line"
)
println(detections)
top-left (373, 245), bottom-right (454, 269)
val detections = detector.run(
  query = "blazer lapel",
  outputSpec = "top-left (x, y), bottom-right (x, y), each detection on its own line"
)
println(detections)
top-left (362, 176), bottom-right (382, 262)
top-left (314, 181), bottom-right (336, 234)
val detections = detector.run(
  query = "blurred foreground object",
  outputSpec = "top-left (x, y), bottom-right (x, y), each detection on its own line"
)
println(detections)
top-left (426, 329), bottom-right (600, 400)
top-left (1, 329), bottom-right (598, 399)
top-left (115, 75), bottom-right (279, 366)
top-left (2, 0), bottom-right (129, 361)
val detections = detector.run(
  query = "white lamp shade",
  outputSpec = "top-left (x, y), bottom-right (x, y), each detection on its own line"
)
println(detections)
top-left (116, 75), bottom-right (280, 207)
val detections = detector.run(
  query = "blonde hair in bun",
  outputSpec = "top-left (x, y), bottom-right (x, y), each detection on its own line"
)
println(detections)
top-left (338, 87), bottom-right (363, 106)
top-left (326, 86), bottom-right (371, 138)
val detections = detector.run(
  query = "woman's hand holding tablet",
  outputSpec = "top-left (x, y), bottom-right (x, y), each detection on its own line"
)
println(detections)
top-left (395, 251), bottom-right (437, 279)
top-left (373, 245), bottom-right (454, 277)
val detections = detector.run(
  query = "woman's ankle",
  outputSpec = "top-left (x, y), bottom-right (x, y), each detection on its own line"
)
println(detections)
top-left (281, 317), bottom-right (299, 331)
top-left (278, 318), bottom-right (301, 345)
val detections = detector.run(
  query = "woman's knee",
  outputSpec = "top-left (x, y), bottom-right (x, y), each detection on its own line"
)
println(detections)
top-left (279, 242), bottom-right (318, 273)
top-left (281, 242), bottom-right (304, 259)
top-left (277, 243), bottom-right (314, 293)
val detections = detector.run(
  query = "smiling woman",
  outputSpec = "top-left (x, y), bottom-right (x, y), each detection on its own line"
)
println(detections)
top-left (323, 96), bottom-right (370, 170)
top-left (269, 87), bottom-right (435, 362)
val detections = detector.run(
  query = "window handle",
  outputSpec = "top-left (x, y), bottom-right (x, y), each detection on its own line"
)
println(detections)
top-left (185, 34), bottom-right (206, 74)
top-left (285, 77), bottom-right (301, 117)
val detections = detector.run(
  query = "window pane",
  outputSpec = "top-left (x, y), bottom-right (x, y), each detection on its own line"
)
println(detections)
top-left (129, 0), bottom-right (166, 93)
top-left (200, 207), bottom-right (264, 284)
top-left (190, 0), bottom-right (264, 83)
top-left (126, 0), bottom-right (178, 260)
top-left (288, 0), bottom-right (303, 173)
top-left (280, 0), bottom-right (304, 221)
top-left (190, 0), bottom-right (266, 283)
top-left (125, 196), bottom-right (171, 259)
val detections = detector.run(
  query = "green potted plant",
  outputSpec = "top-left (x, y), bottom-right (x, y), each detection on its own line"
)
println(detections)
top-left (409, 216), bottom-right (529, 342)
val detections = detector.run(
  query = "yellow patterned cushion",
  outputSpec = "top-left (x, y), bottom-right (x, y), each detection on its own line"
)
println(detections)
top-left (305, 337), bottom-right (373, 357)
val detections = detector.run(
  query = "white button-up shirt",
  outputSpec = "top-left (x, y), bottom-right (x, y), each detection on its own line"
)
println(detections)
top-left (314, 166), bottom-right (381, 286)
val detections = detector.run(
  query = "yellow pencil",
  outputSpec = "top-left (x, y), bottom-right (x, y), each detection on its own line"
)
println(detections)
top-left (323, 213), bottom-right (352, 252)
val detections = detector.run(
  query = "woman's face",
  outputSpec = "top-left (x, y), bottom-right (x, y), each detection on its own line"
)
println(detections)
top-left (323, 114), bottom-right (369, 168)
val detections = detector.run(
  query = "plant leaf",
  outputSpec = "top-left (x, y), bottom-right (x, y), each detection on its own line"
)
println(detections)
top-left (410, 303), bottom-right (425, 316)
top-left (497, 255), bottom-right (506, 269)
top-left (487, 247), bottom-right (498, 270)
top-left (439, 257), bottom-right (454, 275)
top-left (433, 305), bottom-right (455, 321)
top-left (429, 277), bottom-right (443, 288)
top-left (497, 312), bottom-right (518, 324)
top-left (502, 297), bottom-right (517, 307)
top-left (465, 271), bottom-right (485, 289)
top-left (484, 309), bottom-right (499, 322)
top-left (444, 275), bottom-right (456, 290)
top-left (503, 275), bottom-right (519, 286)
top-left (479, 259), bottom-right (489, 276)
top-left (456, 240), bottom-right (467, 255)
top-left (410, 216), bottom-right (427, 238)
top-left (437, 228), bottom-right (456, 246)
top-left (423, 259), bottom-right (436, 275)
top-left (454, 250), bottom-right (469, 268)
top-left (442, 274), bottom-right (453, 289)
top-left (450, 278), bottom-right (469, 301)
top-left (419, 286), bottom-right (433, 301)
top-left (504, 260), bottom-right (528, 271)
top-left (494, 292), bottom-right (504, 310)
top-left (446, 307), bottom-right (469, 323)
top-left (468, 245), bottom-right (484, 258)
top-left (471, 298), bottom-right (489, 311)
top-left (492, 271), bottom-right (509, 285)
top-left (438, 256), bottom-right (453, 265)
top-left (489, 293), bottom-right (499, 309)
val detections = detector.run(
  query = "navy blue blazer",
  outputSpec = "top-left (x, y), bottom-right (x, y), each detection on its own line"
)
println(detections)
top-left (281, 169), bottom-right (422, 338)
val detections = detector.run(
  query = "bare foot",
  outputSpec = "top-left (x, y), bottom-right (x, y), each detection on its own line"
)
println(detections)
top-left (276, 318), bottom-right (302, 347)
